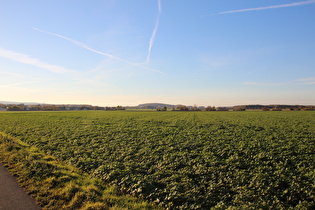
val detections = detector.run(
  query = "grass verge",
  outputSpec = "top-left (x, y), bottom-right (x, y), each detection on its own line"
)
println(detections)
top-left (0, 132), bottom-right (159, 210)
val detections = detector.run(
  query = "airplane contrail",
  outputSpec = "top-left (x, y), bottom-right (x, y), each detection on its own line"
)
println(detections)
top-left (217, 0), bottom-right (315, 14)
top-left (0, 81), bottom-right (38, 88)
top-left (146, 0), bottom-right (161, 64)
top-left (33, 27), bottom-right (164, 74)
top-left (0, 47), bottom-right (74, 74)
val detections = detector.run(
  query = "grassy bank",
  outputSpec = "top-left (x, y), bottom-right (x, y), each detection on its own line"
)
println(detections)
top-left (0, 132), bottom-right (159, 210)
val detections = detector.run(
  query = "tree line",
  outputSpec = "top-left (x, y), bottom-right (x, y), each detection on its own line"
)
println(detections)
top-left (1, 104), bottom-right (125, 111)
top-left (2, 103), bottom-right (314, 112)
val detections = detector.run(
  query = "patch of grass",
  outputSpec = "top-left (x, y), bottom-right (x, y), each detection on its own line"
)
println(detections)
top-left (0, 132), bottom-right (160, 210)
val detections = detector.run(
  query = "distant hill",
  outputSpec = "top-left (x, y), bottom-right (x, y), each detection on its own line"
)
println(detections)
top-left (137, 103), bottom-right (176, 109)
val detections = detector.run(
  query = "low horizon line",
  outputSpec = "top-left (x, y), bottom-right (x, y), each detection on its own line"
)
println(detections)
top-left (1, 101), bottom-right (314, 107)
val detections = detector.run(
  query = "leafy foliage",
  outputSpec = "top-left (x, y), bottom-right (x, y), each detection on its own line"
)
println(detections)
top-left (0, 111), bottom-right (314, 209)
top-left (0, 132), bottom-right (157, 210)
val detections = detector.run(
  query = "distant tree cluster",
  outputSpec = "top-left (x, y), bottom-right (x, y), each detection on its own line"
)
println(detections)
top-left (259, 105), bottom-right (315, 111)
top-left (233, 106), bottom-right (246, 111)
top-left (233, 105), bottom-right (315, 111)
top-left (216, 107), bottom-right (230, 111)
top-left (2, 102), bottom-right (315, 112)
top-left (115, 106), bottom-right (125, 110)
top-left (205, 106), bottom-right (229, 111)
top-left (205, 106), bottom-right (216, 111)
top-left (6, 105), bottom-right (23, 111)
top-left (101, 106), bottom-right (126, 111)
top-left (157, 106), bottom-right (167, 111)
top-left (171, 105), bottom-right (231, 111)
top-left (167, 104), bottom-right (315, 112)
top-left (1, 103), bottom-right (127, 111)
top-left (172, 105), bottom-right (190, 111)
top-left (172, 105), bottom-right (208, 111)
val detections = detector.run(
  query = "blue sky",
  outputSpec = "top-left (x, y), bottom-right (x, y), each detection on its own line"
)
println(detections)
top-left (1, 0), bottom-right (315, 106)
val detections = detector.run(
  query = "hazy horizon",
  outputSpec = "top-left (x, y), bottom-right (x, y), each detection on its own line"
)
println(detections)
top-left (1, 0), bottom-right (315, 106)
top-left (1, 100), bottom-right (315, 108)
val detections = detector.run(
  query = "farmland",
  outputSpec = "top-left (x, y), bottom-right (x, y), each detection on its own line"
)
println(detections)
top-left (0, 111), bottom-right (314, 209)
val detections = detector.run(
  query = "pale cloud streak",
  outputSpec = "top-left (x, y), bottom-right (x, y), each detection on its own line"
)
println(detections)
top-left (0, 70), bottom-right (43, 83)
top-left (0, 81), bottom-right (37, 88)
top-left (0, 47), bottom-right (74, 74)
top-left (217, 0), bottom-right (315, 15)
top-left (242, 82), bottom-right (288, 86)
top-left (297, 77), bottom-right (315, 84)
top-left (297, 77), bottom-right (315, 81)
top-left (242, 76), bottom-right (315, 86)
top-left (146, 0), bottom-right (161, 64)
top-left (0, 71), bottom-right (23, 77)
top-left (34, 27), bottom-right (164, 74)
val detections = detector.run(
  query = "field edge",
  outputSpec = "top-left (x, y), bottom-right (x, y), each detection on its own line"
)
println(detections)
top-left (0, 132), bottom-right (160, 210)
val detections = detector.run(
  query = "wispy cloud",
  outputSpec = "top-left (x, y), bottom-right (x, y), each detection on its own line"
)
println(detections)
top-left (0, 71), bottom-right (23, 77)
top-left (0, 81), bottom-right (37, 88)
top-left (217, 0), bottom-right (315, 15)
top-left (34, 27), bottom-right (164, 74)
top-left (0, 70), bottom-right (43, 83)
top-left (146, 0), bottom-right (162, 64)
top-left (297, 77), bottom-right (315, 84)
top-left (242, 82), bottom-right (288, 86)
top-left (243, 77), bottom-right (315, 86)
top-left (297, 77), bottom-right (315, 81)
top-left (0, 47), bottom-right (74, 74)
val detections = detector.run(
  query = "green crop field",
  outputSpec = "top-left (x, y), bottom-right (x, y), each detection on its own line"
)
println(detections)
top-left (0, 111), bottom-right (314, 209)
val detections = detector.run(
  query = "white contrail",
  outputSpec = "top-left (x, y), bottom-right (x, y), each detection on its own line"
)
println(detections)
top-left (34, 27), bottom-right (164, 74)
top-left (297, 77), bottom-right (315, 81)
top-left (0, 70), bottom-right (42, 81)
top-left (146, 0), bottom-right (161, 64)
top-left (0, 81), bottom-right (38, 88)
top-left (217, 0), bottom-right (315, 14)
top-left (0, 71), bottom-right (23, 77)
top-left (0, 47), bottom-right (74, 74)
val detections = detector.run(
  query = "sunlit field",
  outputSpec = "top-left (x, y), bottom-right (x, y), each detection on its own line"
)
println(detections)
top-left (0, 111), bottom-right (314, 209)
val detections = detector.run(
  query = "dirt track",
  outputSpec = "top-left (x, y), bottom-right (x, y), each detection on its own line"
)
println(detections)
top-left (0, 164), bottom-right (41, 210)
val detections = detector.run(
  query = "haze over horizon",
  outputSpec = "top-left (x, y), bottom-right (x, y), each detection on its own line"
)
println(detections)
top-left (1, 0), bottom-right (315, 106)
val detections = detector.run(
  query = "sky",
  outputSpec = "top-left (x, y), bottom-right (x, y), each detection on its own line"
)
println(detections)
top-left (1, 0), bottom-right (315, 106)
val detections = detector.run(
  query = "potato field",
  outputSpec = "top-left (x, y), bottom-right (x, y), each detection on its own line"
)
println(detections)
top-left (0, 111), bottom-right (314, 209)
